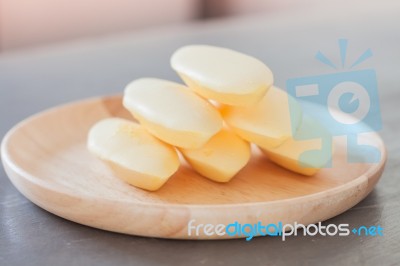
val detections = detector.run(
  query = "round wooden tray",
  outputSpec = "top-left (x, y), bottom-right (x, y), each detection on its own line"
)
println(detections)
top-left (1, 95), bottom-right (386, 239)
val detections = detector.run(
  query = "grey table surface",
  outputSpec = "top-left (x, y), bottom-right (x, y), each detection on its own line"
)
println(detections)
top-left (1, 2), bottom-right (400, 266)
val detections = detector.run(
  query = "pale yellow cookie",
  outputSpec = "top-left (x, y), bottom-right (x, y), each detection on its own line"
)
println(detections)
top-left (87, 118), bottom-right (180, 191)
top-left (123, 78), bottom-right (223, 149)
top-left (171, 45), bottom-right (273, 106)
top-left (222, 86), bottom-right (302, 149)
top-left (260, 115), bottom-right (332, 176)
top-left (180, 128), bottom-right (251, 182)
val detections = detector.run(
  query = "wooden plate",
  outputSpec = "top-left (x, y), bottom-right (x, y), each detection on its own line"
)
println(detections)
top-left (1, 95), bottom-right (386, 239)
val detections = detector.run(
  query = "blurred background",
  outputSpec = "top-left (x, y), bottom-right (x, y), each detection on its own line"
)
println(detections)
top-left (0, 0), bottom-right (324, 52)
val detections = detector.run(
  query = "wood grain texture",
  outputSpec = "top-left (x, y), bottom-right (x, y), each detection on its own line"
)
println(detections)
top-left (1, 95), bottom-right (386, 239)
